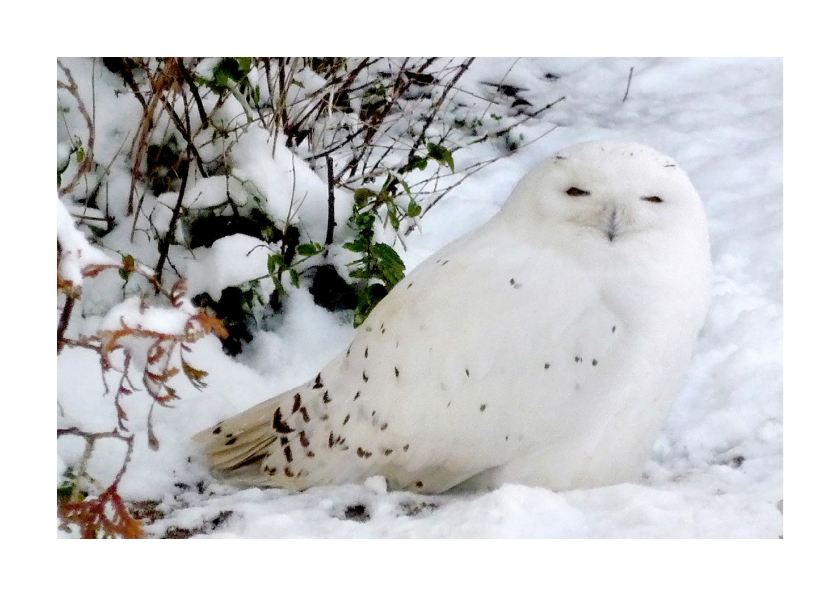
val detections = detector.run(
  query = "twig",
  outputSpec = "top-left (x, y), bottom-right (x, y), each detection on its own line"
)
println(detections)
top-left (325, 155), bottom-right (336, 245)
top-left (416, 123), bottom-right (560, 223)
top-left (179, 58), bottom-right (209, 130)
top-left (401, 58), bottom-right (474, 176)
top-left (57, 60), bottom-right (96, 198)
top-left (154, 159), bottom-right (190, 286)
top-left (468, 94), bottom-right (566, 146)
top-left (623, 66), bottom-right (634, 103)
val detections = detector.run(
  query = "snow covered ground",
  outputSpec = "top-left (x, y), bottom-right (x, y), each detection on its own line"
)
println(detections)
top-left (57, 57), bottom-right (782, 539)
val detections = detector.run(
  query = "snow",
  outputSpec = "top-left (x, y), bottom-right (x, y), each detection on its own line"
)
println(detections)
top-left (57, 57), bottom-right (782, 540)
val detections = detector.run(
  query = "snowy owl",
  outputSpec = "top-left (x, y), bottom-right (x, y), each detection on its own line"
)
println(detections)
top-left (194, 141), bottom-right (712, 494)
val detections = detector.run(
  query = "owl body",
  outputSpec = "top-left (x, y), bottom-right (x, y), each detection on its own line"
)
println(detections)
top-left (194, 141), bottom-right (712, 493)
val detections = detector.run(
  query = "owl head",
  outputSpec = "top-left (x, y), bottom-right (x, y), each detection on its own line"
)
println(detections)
top-left (498, 141), bottom-right (709, 248)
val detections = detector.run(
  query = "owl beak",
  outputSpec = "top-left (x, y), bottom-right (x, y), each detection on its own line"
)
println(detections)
top-left (605, 205), bottom-right (618, 242)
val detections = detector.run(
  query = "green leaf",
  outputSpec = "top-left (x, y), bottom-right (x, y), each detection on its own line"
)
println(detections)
top-left (289, 268), bottom-right (300, 288)
top-left (209, 57), bottom-right (252, 94)
top-left (387, 205), bottom-right (400, 230)
top-left (297, 242), bottom-right (323, 257)
top-left (76, 148), bottom-right (85, 163)
top-left (406, 155), bottom-right (428, 171)
top-left (427, 143), bottom-right (454, 172)
top-left (407, 199), bottom-right (422, 218)
top-left (236, 57), bottom-right (252, 72)
top-left (371, 243), bottom-right (405, 288)
top-left (354, 188), bottom-right (377, 207)
top-left (343, 237), bottom-right (369, 253)
top-left (371, 242), bottom-right (404, 266)
top-left (119, 254), bottom-right (135, 282)
top-left (353, 283), bottom-right (388, 327)
top-left (57, 482), bottom-right (74, 500)
top-left (348, 268), bottom-right (371, 280)
top-left (267, 253), bottom-right (284, 276)
top-left (351, 211), bottom-right (376, 231)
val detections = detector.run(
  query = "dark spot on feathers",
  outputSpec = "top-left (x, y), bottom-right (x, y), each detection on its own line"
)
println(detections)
top-left (284, 467), bottom-right (294, 477)
top-left (395, 367), bottom-right (400, 378)
top-left (544, 362), bottom-right (550, 369)
top-left (212, 427), bottom-right (221, 435)
top-left (480, 404), bottom-right (486, 412)
top-left (292, 393), bottom-right (301, 413)
top-left (407, 282), bottom-right (413, 288)
top-left (343, 414), bottom-right (350, 426)
top-left (447, 401), bottom-right (451, 408)
top-left (323, 390), bottom-right (331, 404)
top-left (280, 436), bottom-right (289, 446)
top-left (313, 373), bottom-right (323, 389)
top-left (380, 423), bottom-right (388, 431)
top-left (229, 452), bottom-right (267, 471)
top-left (510, 278), bottom-right (515, 285)
top-left (273, 407), bottom-right (294, 433)
top-left (415, 481), bottom-right (424, 488)
top-left (441, 260), bottom-right (449, 266)
top-left (354, 390), bottom-right (361, 401)
top-left (362, 371), bottom-right (369, 382)
top-left (372, 410), bottom-right (376, 417)
top-left (267, 467), bottom-right (277, 475)
top-left (612, 326), bottom-right (616, 333)
top-left (403, 444), bottom-right (410, 451)
top-left (226, 433), bottom-right (233, 438)
top-left (505, 435), bottom-right (509, 441)
top-left (306, 451), bottom-right (314, 458)
top-left (357, 447), bottom-right (372, 458)
top-left (225, 437), bottom-right (237, 445)
top-left (329, 432), bottom-right (335, 448)
top-left (299, 431), bottom-right (310, 447)
top-left (384, 449), bottom-right (393, 456)
top-left (346, 345), bottom-right (351, 357)
top-left (283, 446), bottom-right (293, 463)
top-left (300, 407), bottom-right (310, 423)
top-left (365, 346), bottom-right (368, 358)
top-left (664, 164), bottom-right (676, 168)
top-left (465, 368), bottom-right (470, 377)
top-left (575, 356), bottom-right (582, 363)
top-left (592, 359), bottom-right (598, 366)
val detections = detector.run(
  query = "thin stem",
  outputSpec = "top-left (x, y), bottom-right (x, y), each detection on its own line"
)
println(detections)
top-left (325, 155), bottom-right (336, 245)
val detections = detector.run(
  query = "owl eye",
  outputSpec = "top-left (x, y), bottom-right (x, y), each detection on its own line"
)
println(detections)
top-left (566, 187), bottom-right (590, 197)
top-left (641, 195), bottom-right (663, 203)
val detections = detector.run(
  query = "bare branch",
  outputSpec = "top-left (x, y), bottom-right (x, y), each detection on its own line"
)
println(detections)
top-left (57, 60), bottom-right (96, 198)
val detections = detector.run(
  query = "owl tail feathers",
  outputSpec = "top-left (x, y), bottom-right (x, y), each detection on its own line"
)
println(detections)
top-left (192, 397), bottom-right (282, 485)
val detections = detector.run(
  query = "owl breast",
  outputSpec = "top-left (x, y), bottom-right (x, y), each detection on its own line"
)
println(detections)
top-left (329, 219), bottom-right (695, 492)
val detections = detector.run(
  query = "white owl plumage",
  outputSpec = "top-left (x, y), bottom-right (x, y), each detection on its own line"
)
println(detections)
top-left (194, 141), bottom-right (712, 494)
